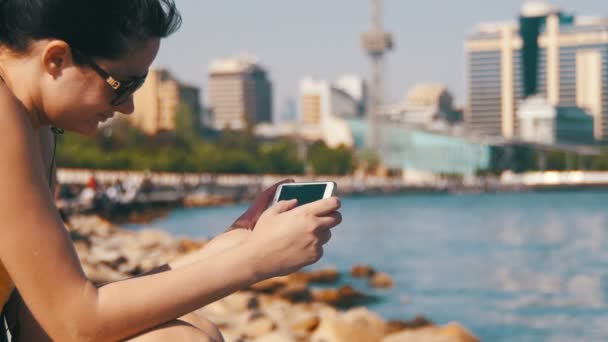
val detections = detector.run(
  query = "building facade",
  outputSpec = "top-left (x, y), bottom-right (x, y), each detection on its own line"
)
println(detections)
top-left (466, 2), bottom-right (608, 141)
top-left (386, 84), bottom-right (461, 128)
top-left (131, 69), bottom-right (202, 135)
top-left (299, 77), bottom-right (360, 125)
top-left (207, 57), bottom-right (273, 130)
top-left (517, 96), bottom-right (594, 144)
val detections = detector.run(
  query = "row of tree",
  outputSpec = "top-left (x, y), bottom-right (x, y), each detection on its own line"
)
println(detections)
top-left (56, 106), bottom-right (362, 175)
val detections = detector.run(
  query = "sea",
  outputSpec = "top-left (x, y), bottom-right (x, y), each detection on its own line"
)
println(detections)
top-left (126, 191), bottom-right (608, 342)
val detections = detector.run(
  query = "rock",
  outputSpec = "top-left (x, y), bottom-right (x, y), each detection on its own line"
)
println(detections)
top-left (241, 315), bottom-right (277, 339)
top-left (312, 285), bottom-right (371, 309)
top-left (87, 246), bottom-right (123, 265)
top-left (276, 282), bottom-right (312, 303)
top-left (136, 229), bottom-right (173, 250)
top-left (223, 292), bottom-right (260, 312)
top-left (177, 238), bottom-right (206, 254)
top-left (342, 307), bottom-right (387, 335)
top-left (438, 323), bottom-right (479, 342)
top-left (310, 309), bottom-right (385, 342)
top-left (385, 316), bottom-right (433, 334)
top-left (382, 322), bottom-right (479, 342)
top-left (369, 272), bottom-right (394, 289)
top-left (287, 268), bottom-right (340, 285)
top-left (252, 331), bottom-right (296, 342)
top-left (289, 311), bottom-right (320, 335)
top-left (249, 277), bottom-right (289, 294)
top-left (84, 263), bottom-right (126, 284)
top-left (351, 265), bottom-right (376, 278)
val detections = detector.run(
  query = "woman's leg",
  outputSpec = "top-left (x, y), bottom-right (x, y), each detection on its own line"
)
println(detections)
top-left (6, 291), bottom-right (223, 342)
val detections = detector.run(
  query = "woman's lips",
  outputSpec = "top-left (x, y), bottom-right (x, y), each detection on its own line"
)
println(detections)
top-left (98, 112), bottom-right (114, 122)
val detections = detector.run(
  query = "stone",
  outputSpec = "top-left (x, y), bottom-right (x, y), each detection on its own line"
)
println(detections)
top-left (312, 285), bottom-right (370, 308)
top-left (276, 282), bottom-right (312, 303)
top-left (249, 277), bottom-right (289, 294)
top-left (310, 310), bottom-right (384, 342)
top-left (351, 265), bottom-right (376, 278)
top-left (385, 316), bottom-right (433, 334)
top-left (240, 315), bottom-right (277, 339)
top-left (252, 331), bottom-right (296, 342)
top-left (286, 268), bottom-right (340, 285)
top-left (177, 238), bottom-right (206, 254)
top-left (382, 322), bottom-right (479, 342)
top-left (369, 272), bottom-right (395, 289)
top-left (289, 311), bottom-right (320, 335)
top-left (342, 307), bottom-right (386, 334)
top-left (136, 229), bottom-right (173, 250)
top-left (223, 292), bottom-right (260, 312)
top-left (87, 246), bottom-right (123, 265)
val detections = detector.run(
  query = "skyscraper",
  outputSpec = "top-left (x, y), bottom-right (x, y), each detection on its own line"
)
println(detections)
top-left (466, 2), bottom-right (608, 141)
top-left (207, 56), bottom-right (273, 130)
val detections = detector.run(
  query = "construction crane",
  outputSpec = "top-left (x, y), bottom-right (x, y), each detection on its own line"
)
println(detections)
top-left (361, 0), bottom-right (393, 152)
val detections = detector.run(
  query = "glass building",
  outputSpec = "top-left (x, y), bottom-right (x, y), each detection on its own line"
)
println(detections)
top-left (348, 119), bottom-right (492, 176)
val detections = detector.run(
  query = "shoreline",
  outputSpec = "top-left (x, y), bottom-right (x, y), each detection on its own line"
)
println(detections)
top-left (69, 214), bottom-right (479, 341)
top-left (90, 185), bottom-right (608, 225)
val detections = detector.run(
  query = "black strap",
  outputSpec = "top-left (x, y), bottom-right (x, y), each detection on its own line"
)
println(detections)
top-left (49, 126), bottom-right (64, 189)
top-left (0, 304), bottom-right (8, 342)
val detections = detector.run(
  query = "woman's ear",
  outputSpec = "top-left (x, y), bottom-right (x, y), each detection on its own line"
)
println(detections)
top-left (40, 40), bottom-right (73, 78)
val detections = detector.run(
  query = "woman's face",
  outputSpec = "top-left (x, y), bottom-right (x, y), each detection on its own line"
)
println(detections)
top-left (39, 38), bottom-right (160, 135)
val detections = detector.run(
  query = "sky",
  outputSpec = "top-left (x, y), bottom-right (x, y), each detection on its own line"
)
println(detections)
top-left (154, 1), bottom-right (608, 121)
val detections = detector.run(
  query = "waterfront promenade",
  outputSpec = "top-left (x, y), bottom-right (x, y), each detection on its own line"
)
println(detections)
top-left (58, 168), bottom-right (608, 199)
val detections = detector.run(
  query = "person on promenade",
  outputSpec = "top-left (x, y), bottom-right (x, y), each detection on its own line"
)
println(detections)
top-left (0, 1), bottom-right (342, 341)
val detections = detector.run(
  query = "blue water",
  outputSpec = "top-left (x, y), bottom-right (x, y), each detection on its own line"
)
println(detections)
top-left (126, 191), bottom-right (608, 341)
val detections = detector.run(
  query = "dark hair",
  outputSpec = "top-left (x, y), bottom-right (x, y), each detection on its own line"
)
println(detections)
top-left (0, 0), bottom-right (181, 60)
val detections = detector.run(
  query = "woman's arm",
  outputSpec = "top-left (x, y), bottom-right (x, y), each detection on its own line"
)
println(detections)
top-left (0, 102), bottom-right (260, 341)
top-left (0, 99), bottom-right (341, 341)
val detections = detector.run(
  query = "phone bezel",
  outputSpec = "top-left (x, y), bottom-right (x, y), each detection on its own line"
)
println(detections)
top-left (271, 181), bottom-right (336, 206)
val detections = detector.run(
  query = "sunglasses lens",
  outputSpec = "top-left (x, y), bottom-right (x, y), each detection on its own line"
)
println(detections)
top-left (111, 78), bottom-right (146, 106)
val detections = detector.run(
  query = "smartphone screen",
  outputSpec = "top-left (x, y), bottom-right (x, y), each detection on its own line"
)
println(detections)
top-left (278, 184), bottom-right (328, 206)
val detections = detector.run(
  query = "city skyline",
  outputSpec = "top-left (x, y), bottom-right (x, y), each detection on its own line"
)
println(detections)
top-left (153, 1), bottom-right (607, 120)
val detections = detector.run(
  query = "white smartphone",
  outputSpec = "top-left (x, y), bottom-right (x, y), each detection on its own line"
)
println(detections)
top-left (272, 181), bottom-right (337, 207)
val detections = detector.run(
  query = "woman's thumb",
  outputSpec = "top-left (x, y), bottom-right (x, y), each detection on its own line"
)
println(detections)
top-left (271, 199), bottom-right (298, 214)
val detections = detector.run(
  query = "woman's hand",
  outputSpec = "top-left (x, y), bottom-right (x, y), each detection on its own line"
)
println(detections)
top-left (228, 179), bottom-right (294, 231)
top-left (245, 197), bottom-right (342, 279)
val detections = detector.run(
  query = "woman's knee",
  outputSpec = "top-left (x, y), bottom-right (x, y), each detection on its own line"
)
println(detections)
top-left (125, 319), bottom-right (217, 342)
top-left (178, 312), bottom-right (224, 342)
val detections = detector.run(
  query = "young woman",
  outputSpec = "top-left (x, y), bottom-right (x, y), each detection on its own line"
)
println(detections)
top-left (0, 1), bottom-right (342, 341)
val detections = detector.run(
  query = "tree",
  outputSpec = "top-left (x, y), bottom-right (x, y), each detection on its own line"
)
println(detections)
top-left (307, 142), bottom-right (356, 175)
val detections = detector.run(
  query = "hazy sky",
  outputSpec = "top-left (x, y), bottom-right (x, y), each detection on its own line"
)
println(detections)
top-left (154, 1), bottom-right (607, 119)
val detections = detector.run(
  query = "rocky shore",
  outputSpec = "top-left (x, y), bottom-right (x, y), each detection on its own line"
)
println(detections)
top-left (68, 215), bottom-right (479, 342)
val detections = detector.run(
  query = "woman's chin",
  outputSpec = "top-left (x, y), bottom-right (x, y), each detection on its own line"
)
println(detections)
top-left (73, 122), bottom-right (100, 136)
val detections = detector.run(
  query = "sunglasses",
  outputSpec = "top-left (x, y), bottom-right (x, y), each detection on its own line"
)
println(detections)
top-left (73, 50), bottom-right (148, 106)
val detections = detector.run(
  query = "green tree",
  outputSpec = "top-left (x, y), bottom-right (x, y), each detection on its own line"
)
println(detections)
top-left (307, 142), bottom-right (355, 175)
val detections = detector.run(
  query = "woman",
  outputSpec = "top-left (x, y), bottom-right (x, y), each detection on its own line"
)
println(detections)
top-left (0, 1), bottom-right (342, 341)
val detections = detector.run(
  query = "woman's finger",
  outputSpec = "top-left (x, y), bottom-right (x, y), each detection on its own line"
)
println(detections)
top-left (315, 212), bottom-right (342, 231)
top-left (316, 229), bottom-right (332, 245)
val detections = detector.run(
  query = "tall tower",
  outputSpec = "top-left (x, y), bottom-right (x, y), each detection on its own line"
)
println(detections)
top-left (361, 0), bottom-right (393, 152)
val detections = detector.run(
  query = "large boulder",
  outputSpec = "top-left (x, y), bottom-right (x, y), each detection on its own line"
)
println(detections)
top-left (310, 308), bottom-right (386, 342)
top-left (382, 322), bottom-right (479, 342)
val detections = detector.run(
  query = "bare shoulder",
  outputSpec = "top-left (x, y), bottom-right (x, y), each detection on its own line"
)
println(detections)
top-left (0, 83), bottom-right (37, 144)
top-left (0, 84), bottom-right (45, 188)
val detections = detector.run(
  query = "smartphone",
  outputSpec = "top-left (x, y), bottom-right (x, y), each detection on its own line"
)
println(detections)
top-left (272, 181), bottom-right (337, 207)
